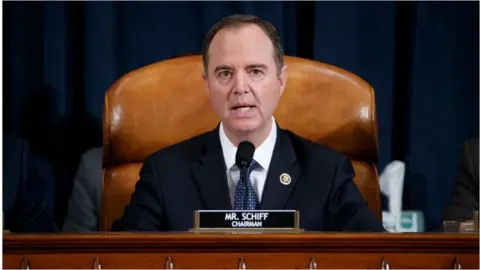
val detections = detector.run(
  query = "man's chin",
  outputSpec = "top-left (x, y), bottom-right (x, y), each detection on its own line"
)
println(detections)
top-left (228, 120), bottom-right (260, 134)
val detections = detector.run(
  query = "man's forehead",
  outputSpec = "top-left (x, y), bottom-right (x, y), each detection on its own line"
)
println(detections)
top-left (211, 24), bottom-right (271, 47)
top-left (208, 24), bottom-right (275, 66)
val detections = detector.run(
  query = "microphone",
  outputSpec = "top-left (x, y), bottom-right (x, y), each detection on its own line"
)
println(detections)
top-left (235, 141), bottom-right (255, 210)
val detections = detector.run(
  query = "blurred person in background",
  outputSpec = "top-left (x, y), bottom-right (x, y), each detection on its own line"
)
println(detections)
top-left (3, 133), bottom-right (58, 233)
top-left (443, 137), bottom-right (479, 221)
top-left (62, 147), bottom-right (102, 232)
top-left (62, 52), bottom-right (196, 232)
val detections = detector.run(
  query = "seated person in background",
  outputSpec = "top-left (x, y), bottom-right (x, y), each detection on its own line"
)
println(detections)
top-left (62, 147), bottom-right (102, 232)
top-left (443, 137), bottom-right (479, 221)
top-left (62, 54), bottom-right (196, 232)
top-left (112, 14), bottom-right (385, 232)
top-left (3, 133), bottom-right (58, 233)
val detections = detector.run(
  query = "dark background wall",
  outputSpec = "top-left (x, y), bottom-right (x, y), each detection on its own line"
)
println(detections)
top-left (3, 1), bottom-right (479, 231)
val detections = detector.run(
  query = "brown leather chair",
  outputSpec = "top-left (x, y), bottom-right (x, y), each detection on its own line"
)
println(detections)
top-left (101, 55), bottom-right (381, 231)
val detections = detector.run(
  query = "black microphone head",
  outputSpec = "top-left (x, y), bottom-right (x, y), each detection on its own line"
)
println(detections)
top-left (235, 141), bottom-right (255, 169)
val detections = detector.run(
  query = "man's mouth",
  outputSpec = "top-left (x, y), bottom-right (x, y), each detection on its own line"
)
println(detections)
top-left (231, 105), bottom-right (255, 112)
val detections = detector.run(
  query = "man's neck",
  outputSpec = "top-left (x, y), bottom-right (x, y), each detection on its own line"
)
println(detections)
top-left (223, 117), bottom-right (274, 149)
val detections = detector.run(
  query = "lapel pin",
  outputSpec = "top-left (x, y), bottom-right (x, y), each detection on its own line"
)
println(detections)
top-left (279, 173), bottom-right (291, 185)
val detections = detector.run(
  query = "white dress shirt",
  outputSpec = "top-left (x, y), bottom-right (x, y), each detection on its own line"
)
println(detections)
top-left (219, 117), bottom-right (277, 207)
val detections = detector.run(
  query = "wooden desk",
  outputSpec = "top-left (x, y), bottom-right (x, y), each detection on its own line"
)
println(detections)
top-left (3, 233), bottom-right (479, 269)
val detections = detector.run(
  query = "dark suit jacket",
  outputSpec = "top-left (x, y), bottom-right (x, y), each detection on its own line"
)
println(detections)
top-left (443, 137), bottom-right (479, 221)
top-left (3, 133), bottom-right (58, 233)
top-left (112, 127), bottom-right (385, 232)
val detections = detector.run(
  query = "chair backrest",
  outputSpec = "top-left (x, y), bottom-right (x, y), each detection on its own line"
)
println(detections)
top-left (101, 55), bottom-right (381, 231)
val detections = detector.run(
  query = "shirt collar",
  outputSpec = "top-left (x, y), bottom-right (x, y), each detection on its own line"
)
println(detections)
top-left (219, 117), bottom-right (277, 171)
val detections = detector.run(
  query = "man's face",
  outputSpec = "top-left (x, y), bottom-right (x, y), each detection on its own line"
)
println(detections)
top-left (204, 24), bottom-right (287, 139)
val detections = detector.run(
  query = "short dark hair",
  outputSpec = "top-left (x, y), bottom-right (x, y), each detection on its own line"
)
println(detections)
top-left (201, 14), bottom-right (284, 75)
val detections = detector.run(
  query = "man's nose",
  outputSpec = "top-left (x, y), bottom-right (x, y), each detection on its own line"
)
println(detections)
top-left (233, 71), bottom-right (249, 94)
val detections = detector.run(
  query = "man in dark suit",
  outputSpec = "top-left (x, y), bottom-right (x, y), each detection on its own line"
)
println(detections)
top-left (112, 14), bottom-right (385, 232)
top-left (443, 137), bottom-right (479, 221)
top-left (3, 133), bottom-right (58, 233)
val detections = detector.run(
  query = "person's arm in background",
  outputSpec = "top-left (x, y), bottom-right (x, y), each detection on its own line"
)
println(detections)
top-left (19, 150), bottom-right (58, 232)
top-left (443, 137), bottom-right (479, 221)
top-left (3, 134), bottom-right (58, 233)
top-left (62, 147), bottom-right (103, 232)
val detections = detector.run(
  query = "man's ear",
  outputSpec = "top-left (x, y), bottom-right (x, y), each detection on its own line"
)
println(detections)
top-left (279, 65), bottom-right (288, 95)
top-left (202, 71), bottom-right (210, 94)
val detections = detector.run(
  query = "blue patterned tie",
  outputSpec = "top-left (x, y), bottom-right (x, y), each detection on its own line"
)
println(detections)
top-left (233, 159), bottom-right (259, 210)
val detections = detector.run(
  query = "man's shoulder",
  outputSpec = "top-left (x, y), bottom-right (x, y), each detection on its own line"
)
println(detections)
top-left (464, 137), bottom-right (479, 156)
top-left (463, 136), bottom-right (479, 179)
top-left (83, 147), bottom-right (103, 160)
top-left (281, 129), bottom-right (346, 164)
top-left (80, 147), bottom-right (103, 169)
top-left (3, 134), bottom-right (30, 199)
top-left (3, 133), bottom-right (36, 180)
top-left (147, 130), bottom-right (214, 164)
top-left (4, 133), bottom-right (29, 159)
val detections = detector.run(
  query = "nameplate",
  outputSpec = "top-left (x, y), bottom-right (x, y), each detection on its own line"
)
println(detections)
top-left (191, 210), bottom-right (300, 232)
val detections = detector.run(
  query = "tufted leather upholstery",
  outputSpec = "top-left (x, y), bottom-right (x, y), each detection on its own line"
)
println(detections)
top-left (101, 55), bottom-right (381, 231)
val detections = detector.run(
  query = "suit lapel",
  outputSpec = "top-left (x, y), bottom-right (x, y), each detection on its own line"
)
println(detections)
top-left (191, 127), bottom-right (232, 210)
top-left (259, 128), bottom-right (300, 210)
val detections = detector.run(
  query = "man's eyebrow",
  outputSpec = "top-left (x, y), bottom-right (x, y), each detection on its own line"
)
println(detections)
top-left (213, 64), bottom-right (268, 74)
top-left (213, 65), bottom-right (233, 73)
top-left (245, 64), bottom-right (268, 70)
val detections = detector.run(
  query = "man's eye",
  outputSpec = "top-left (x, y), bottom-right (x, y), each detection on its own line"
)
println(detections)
top-left (218, 71), bottom-right (231, 78)
top-left (249, 69), bottom-right (263, 76)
